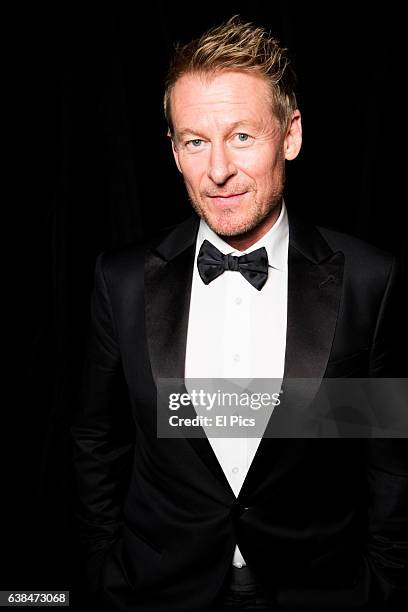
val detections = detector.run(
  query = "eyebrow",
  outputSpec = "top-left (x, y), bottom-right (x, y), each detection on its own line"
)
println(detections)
top-left (175, 120), bottom-right (257, 139)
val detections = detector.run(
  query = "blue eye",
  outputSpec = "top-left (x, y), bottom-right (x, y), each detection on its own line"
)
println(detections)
top-left (237, 133), bottom-right (249, 141)
top-left (187, 139), bottom-right (203, 147)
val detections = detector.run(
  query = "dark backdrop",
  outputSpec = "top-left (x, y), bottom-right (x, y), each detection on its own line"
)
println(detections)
top-left (8, 2), bottom-right (407, 608)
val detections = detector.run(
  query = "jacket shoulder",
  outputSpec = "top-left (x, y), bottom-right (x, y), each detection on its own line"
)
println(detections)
top-left (96, 218), bottom-right (188, 281)
top-left (317, 225), bottom-right (395, 279)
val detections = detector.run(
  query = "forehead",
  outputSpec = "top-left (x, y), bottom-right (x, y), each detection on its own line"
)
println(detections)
top-left (170, 70), bottom-right (275, 130)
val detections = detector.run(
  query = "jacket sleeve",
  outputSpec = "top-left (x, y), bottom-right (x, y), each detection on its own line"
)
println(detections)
top-left (365, 254), bottom-right (408, 609)
top-left (69, 252), bottom-right (134, 593)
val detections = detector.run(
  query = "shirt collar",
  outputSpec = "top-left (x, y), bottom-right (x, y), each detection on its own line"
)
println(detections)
top-left (197, 199), bottom-right (288, 271)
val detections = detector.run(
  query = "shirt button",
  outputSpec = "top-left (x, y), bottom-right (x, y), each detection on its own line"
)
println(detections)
top-left (233, 561), bottom-right (244, 568)
top-left (235, 296), bottom-right (242, 305)
top-left (233, 354), bottom-right (240, 362)
top-left (232, 466), bottom-right (239, 474)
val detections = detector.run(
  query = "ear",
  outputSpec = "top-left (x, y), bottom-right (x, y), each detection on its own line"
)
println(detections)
top-left (284, 110), bottom-right (302, 161)
top-left (168, 129), bottom-right (183, 174)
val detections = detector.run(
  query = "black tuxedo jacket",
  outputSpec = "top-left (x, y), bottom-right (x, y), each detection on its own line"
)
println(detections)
top-left (70, 210), bottom-right (407, 611)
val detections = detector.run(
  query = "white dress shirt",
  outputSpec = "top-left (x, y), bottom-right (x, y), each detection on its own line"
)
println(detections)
top-left (184, 200), bottom-right (289, 567)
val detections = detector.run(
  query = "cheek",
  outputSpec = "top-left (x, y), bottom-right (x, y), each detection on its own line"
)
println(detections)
top-left (240, 155), bottom-right (284, 202)
top-left (180, 158), bottom-right (206, 191)
top-left (239, 154), bottom-right (278, 187)
top-left (238, 145), bottom-right (279, 175)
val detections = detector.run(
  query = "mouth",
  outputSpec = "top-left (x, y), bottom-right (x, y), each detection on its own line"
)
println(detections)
top-left (207, 192), bottom-right (248, 206)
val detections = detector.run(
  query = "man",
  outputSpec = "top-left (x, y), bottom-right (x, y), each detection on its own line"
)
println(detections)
top-left (70, 15), bottom-right (407, 612)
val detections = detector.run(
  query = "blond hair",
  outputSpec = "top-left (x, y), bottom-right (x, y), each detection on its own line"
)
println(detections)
top-left (163, 15), bottom-right (298, 136)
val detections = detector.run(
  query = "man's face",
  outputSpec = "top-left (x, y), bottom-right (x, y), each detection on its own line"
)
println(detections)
top-left (169, 70), bottom-right (302, 239)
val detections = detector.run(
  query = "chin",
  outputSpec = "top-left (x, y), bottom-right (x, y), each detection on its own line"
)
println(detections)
top-left (191, 196), bottom-right (269, 238)
top-left (205, 212), bottom-right (257, 238)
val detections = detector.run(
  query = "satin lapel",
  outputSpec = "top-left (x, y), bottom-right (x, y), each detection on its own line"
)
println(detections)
top-left (239, 214), bottom-right (345, 498)
top-left (144, 214), bottom-right (236, 498)
top-left (144, 250), bottom-right (194, 382)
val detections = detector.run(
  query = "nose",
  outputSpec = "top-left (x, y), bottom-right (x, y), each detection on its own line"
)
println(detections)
top-left (207, 142), bottom-right (237, 185)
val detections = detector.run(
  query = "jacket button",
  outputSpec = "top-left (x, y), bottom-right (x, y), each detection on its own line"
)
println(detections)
top-left (231, 501), bottom-right (247, 517)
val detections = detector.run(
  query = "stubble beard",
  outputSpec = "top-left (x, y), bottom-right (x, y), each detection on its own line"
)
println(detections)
top-left (187, 185), bottom-right (284, 240)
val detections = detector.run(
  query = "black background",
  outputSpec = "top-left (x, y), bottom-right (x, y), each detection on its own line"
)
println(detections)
top-left (8, 2), bottom-right (407, 608)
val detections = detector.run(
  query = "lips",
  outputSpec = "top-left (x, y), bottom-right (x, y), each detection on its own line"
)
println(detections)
top-left (207, 192), bottom-right (248, 207)
top-left (209, 192), bottom-right (247, 198)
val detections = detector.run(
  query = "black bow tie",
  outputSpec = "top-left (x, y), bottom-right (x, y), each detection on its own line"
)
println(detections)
top-left (197, 239), bottom-right (269, 290)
